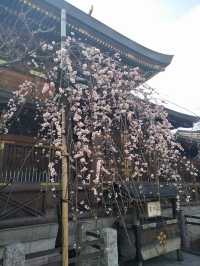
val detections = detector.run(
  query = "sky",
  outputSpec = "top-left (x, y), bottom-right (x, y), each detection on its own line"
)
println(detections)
top-left (67, 0), bottom-right (200, 116)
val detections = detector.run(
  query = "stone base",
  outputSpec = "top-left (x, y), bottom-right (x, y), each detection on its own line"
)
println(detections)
top-left (3, 243), bottom-right (25, 266)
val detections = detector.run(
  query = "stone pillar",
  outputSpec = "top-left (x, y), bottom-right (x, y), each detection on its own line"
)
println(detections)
top-left (3, 243), bottom-right (25, 266)
top-left (101, 228), bottom-right (118, 266)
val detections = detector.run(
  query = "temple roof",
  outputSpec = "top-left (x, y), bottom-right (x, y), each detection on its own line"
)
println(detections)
top-left (1, 0), bottom-right (173, 77)
top-left (167, 109), bottom-right (198, 128)
top-left (45, 0), bottom-right (173, 67)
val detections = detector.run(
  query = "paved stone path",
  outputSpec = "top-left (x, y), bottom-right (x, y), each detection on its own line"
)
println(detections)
top-left (124, 252), bottom-right (200, 266)
top-left (45, 252), bottom-right (200, 265)
top-left (146, 252), bottom-right (199, 266)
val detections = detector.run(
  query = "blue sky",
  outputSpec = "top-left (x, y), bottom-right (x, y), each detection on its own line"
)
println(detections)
top-left (67, 0), bottom-right (200, 115)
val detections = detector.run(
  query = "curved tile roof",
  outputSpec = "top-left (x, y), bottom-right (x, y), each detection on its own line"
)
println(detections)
top-left (45, 0), bottom-right (173, 67)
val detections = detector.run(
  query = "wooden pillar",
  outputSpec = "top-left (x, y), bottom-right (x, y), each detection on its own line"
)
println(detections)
top-left (178, 210), bottom-right (189, 250)
top-left (172, 198), bottom-right (184, 261)
top-left (135, 224), bottom-right (143, 266)
top-left (41, 190), bottom-right (46, 214)
top-left (0, 142), bottom-right (4, 181)
top-left (171, 198), bottom-right (177, 218)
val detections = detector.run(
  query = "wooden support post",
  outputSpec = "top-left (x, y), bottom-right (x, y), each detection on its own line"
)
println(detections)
top-left (41, 190), bottom-right (46, 214)
top-left (171, 198), bottom-right (177, 218)
top-left (178, 210), bottom-right (188, 250)
top-left (135, 224), bottom-right (143, 266)
top-left (172, 198), bottom-right (184, 261)
top-left (0, 142), bottom-right (4, 173)
top-left (61, 8), bottom-right (68, 266)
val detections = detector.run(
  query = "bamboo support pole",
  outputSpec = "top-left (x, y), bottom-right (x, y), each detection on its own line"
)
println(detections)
top-left (61, 9), bottom-right (68, 266)
top-left (62, 108), bottom-right (68, 266)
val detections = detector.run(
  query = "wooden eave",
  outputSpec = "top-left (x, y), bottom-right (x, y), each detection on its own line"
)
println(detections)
top-left (167, 109), bottom-right (198, 128)
top-left (176, 130), bottom-right (200, 143)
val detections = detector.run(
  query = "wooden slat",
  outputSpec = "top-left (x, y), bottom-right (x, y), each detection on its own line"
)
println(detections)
top-left (0, 135), bottom-right (54, 183)
top-left (0, 134), bottom-right (36, 146)
top-left (0, 69), bottom-right (43, 93)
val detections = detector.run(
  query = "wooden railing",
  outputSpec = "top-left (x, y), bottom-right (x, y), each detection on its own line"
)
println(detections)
top-left (0, 134), bottom-right (60, 184)
top-left (0, 168), bottom-right (50, 184)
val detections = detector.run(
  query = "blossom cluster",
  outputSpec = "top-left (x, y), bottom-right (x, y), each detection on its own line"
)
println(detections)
top-left (1, 33), bottom-right (198, 215)
top-left (52, 36), bottom-right (194, 214)
top-left (0, 80), bottom-right (34, 133)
